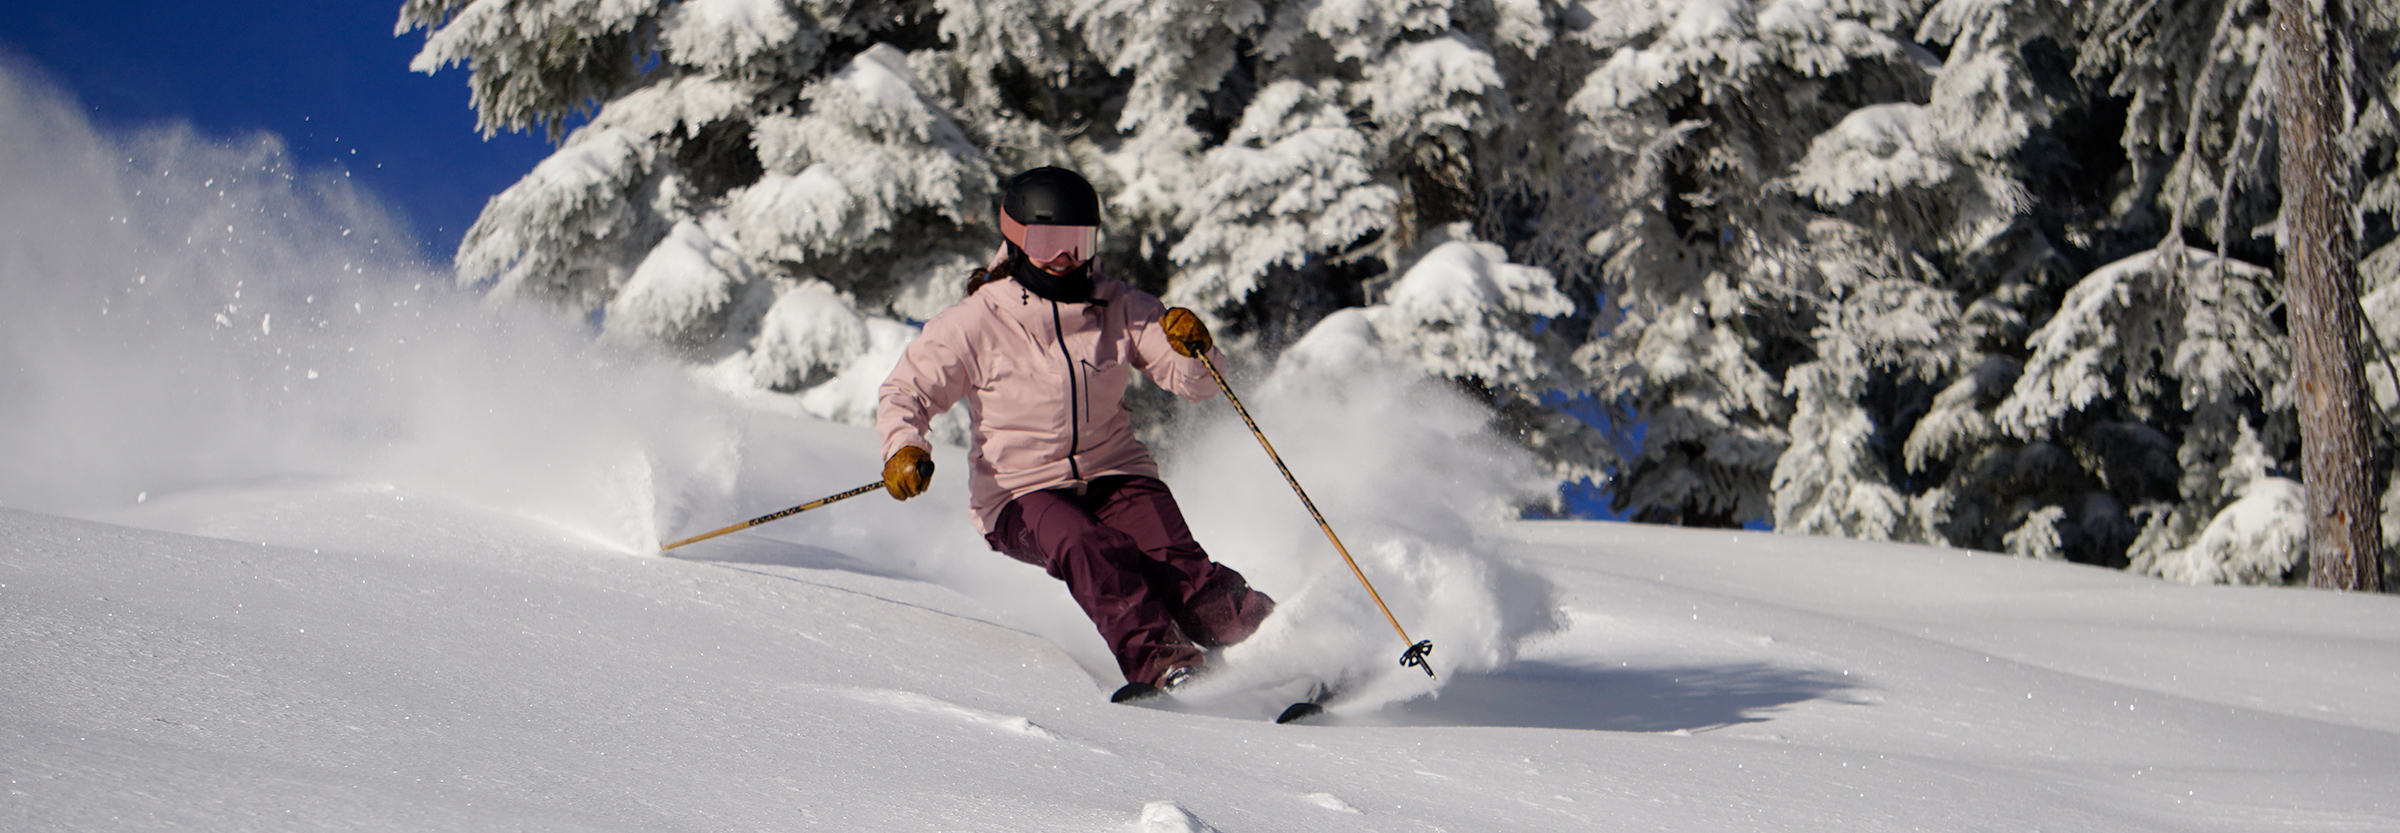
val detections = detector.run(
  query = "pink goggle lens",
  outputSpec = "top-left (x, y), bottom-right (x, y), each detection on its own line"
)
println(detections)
top-left (1004, 219), bottom-right (1099, 263)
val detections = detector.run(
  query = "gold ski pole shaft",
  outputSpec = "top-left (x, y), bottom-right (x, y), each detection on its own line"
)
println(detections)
top-left (660, 479), bottom-right (888, 552)
top-left (1195, 351), bottom-right (1436, 678)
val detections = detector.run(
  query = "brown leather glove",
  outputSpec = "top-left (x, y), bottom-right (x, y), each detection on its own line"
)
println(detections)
top-left (1162, 307), bottom-right (1212, 358)
top-left (883, 446), bottom-right (934, 500)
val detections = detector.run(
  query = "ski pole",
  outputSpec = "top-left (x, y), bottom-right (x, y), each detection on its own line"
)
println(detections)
top-left (1193, 351), bottom-right (1436, 678)
top-left (660, 479), bottom-right (887, 552)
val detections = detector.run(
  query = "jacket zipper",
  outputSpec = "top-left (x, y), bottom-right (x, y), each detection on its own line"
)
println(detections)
top-left (1050, 301), bottom-right (1084, 483)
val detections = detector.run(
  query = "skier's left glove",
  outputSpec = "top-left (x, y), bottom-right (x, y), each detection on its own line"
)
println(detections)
top-left (1162, 307), bottom-right (1212, 358)
top-left (883, 446), bottom-right (934, 500)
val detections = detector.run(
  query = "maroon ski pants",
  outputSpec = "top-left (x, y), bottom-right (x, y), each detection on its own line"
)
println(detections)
top-left (987, 475), bottom-right (1274, 686)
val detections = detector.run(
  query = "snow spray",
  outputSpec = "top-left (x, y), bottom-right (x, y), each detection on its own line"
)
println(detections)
top-left (1167, 309), bottom-right (1566, 711)
top-left (0, 64), bottom-right (741, 550)
top-left (1192, 350), bottom-right (1436, 677)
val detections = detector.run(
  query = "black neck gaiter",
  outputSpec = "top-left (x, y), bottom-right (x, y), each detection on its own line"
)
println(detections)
top-left (1008, 246), bottom-right (1094, 304)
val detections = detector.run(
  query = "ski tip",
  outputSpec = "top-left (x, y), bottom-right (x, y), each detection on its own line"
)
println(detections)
top-left (1274, 701), bottom-right (1326, 724)
top-left (1111, 682), bottom-right (1165, 704)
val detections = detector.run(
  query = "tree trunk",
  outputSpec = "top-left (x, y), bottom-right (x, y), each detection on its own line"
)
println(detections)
top-left (2272, 0), bottom-right (2386, 591)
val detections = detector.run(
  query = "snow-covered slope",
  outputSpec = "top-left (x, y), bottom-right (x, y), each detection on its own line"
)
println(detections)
top-left (11, 495), bottom-right (2400, 832)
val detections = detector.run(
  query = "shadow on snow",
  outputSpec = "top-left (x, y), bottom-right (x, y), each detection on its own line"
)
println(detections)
top-left (663, 535), bottom-right (918, 581)
top-left (1384, 661), bottom-right (1863, 733)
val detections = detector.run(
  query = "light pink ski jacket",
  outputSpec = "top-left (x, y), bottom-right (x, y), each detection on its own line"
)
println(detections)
top-left (876, 272), bottom-right (1224, 534)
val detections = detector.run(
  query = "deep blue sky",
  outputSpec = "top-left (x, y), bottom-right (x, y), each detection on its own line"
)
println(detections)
top-left (1, 1), bottom-right (553, 262)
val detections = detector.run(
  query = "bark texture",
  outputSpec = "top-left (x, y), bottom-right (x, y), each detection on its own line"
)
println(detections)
top-left (2272, 0), bottom-right (2386, 591)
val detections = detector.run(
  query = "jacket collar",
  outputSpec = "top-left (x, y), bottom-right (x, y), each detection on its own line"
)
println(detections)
top-left (977, 273), bottom-right (1121, 316)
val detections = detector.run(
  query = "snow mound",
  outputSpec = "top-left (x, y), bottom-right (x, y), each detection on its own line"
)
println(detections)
top-left (844, 688), bottom-right (1065, 742)
top-left (1137, 801), bottom-right (1223, 833)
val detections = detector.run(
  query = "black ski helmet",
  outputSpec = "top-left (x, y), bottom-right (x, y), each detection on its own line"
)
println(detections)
top-left (1001, 167), bottom-right (1101, 227)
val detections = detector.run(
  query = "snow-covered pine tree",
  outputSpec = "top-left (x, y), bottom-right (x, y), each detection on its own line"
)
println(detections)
top-left (1164, 75), bottom-right (1398, 336)
top-left (1156, 0), bottom-right (1604, 491)
top-left (1765, 226), bottom-right (1944, 542)
top-left (1561, 0), bottom-right (1937, 526)
top-left (1787, 0), bottom-right (2332, 572)
top-left (402, 0), bottom-right (1610, 486)
top-left (1700, 0), bottom-right (2351, 576)
top-left (2039, 0), bottom-right (2398, 579)
top-left (1370, 222), bottom-right (1572, 394)
top-left (1992, 245), bottom-right (2291, 566)
top-left (1766, 0), bottom-right (2076, 545)
top-left (1768, 0), bottom-right (2398, 578)
top-left (400, 0), bottom-right (2387, 565)
top-left (1769, 0), bottom-right (2166, 559)
top-left (403, 0), bottom-right (991, 424)
top-left (2072, 0), bottom-right (2282, 253)
top-left (1838, 0), bottom-right (2102, 556)
top-left (2129, 419), bottom-right (2307, 583)
top-left (2345, 0), bottom-right (2400, 584)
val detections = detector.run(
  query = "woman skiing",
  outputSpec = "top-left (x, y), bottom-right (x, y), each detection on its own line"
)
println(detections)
top-left (875, 166), bottom-right (1274, 699)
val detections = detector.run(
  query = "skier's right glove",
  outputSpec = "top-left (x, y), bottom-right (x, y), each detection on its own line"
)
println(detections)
top-left (1162, 307), bottom-right (1212, 358)
top-left (883, 446), bottom-right (934, 500)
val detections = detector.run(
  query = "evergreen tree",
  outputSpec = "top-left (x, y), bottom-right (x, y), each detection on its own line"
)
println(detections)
top-left (1561, 0), bottom-right (1937, 526)
top-left (1772, 0), bottom-right (2368, 578)
top-left (400, 0), bottom-right (2398, 583)
top-left (401, 0), bottom-right (1604, 481)
top-left (403, 0), bottom-right (990, 426)
top-left (1844, 0), bottom-right (2080, 554)
top-left (2043, 0), bottom-right (2395, 581)
top-left (2129, 419), bottom-right (2308, 583)
top-left (2348, 0), bottom-right (2400, 585)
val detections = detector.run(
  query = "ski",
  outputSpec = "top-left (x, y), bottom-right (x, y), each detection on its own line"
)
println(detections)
top-left (1111, 677), bottom-right (1342, 723)
top-left (1273, 681), bottom-right (1341, 724)
top-left (1110, 682), bottom-right (1164, 703)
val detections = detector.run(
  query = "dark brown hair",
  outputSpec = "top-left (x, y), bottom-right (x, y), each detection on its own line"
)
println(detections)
top-left (964, 265), bottom-right (999, 296)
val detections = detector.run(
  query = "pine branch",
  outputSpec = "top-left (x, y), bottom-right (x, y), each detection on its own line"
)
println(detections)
top-left (2362, 310), bottom-right (2400, 432)
top-left (2337, 0), bottom-right (2400, 434)
top-left (2164, 0), bottom-right (2255, 268)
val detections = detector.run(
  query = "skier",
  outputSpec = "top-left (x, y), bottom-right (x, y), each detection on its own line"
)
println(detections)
top-left (875, 166), bottom-right (1275, 699)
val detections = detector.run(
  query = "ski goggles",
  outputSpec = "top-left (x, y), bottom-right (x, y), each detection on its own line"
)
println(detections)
top-left (1000, 212), bottom-right (1099, 264)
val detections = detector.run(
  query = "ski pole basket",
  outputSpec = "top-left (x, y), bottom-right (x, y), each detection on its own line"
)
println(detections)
top-left (1400, 640), bottom-right (1435, 677)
